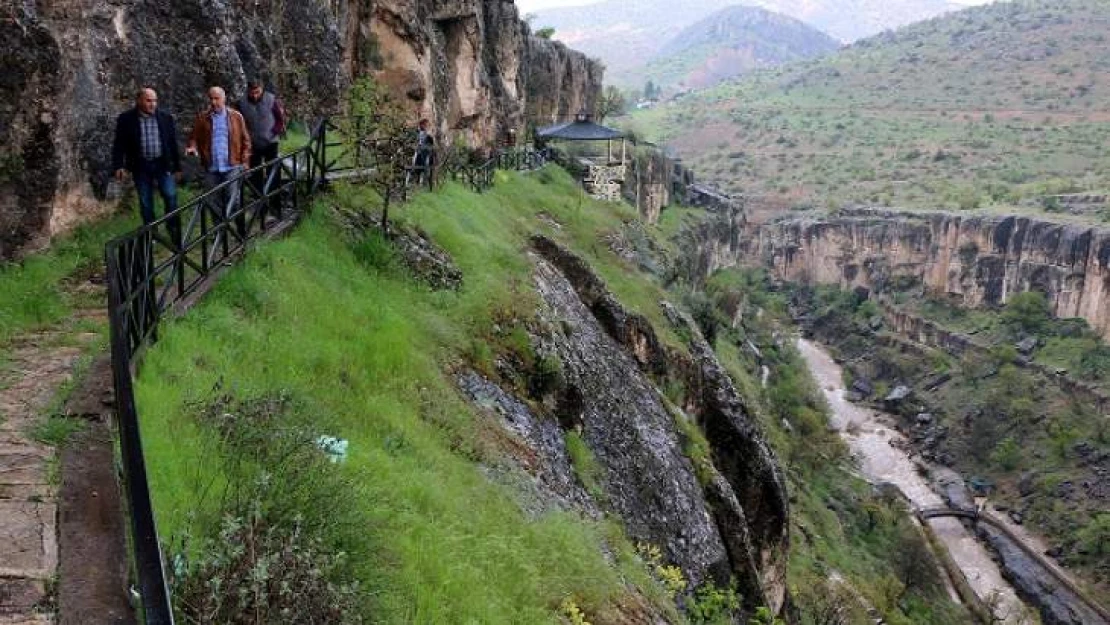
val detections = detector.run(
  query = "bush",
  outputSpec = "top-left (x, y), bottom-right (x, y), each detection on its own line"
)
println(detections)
top-left (990, 437), bottom-right (1022, 470)
top-left (172, 392), bottom-right (364, 623)
top-left (1000, 291), bottom-right (1052, 336)
top-left (176, 497), bottom-right (362, 624)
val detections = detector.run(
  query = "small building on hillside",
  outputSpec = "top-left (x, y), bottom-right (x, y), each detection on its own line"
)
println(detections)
top-left (537, 113), bottom-right (627, 202)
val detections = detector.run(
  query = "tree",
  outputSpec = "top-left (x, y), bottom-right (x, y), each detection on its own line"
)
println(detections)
top-left (644, 80), bottom-right (658, 100)
top-left (346, 78), bottom-right (412, 235)
top-left (535, 26), bottom-right (555, 39)
top-left (596, 85), bottom-right (626, 122)
top-left (1000, 291), bottom-right (1052, 336)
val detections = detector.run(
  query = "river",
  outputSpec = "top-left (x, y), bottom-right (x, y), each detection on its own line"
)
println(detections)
top-left (796, 338), bottom-right (1033, 624)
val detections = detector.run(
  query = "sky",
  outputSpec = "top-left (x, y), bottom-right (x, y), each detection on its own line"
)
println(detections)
top-left (516, 0), bottom-right (993, 13)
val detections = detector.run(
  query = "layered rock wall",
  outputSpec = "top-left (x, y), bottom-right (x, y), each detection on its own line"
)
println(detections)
top-left (695, 207), bottom-right (1110, 341)
top-left (530, 235), bottom-right (789, 613)
top-left (2, 0), bottom-right (601, 258)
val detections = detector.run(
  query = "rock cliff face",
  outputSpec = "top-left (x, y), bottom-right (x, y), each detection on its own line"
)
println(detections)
top-left (2, 0), bottom-right (601, 258)
top-left (695, 207), bottom-right (1110, 341)
top-left (525, 236), bottom-right (789, 613)
top-left (621, 149), bottom-right (697, 225)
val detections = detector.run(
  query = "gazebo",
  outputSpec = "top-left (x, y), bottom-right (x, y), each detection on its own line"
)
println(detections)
top-left (537, 112), bottom-right (627, 201)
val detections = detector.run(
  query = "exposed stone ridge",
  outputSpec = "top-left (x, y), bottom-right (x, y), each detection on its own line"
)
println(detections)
top-left (531, 252), bottom-right (732, 588)
top-left (2, 1), bottom-right (602, 258)
top-left (699, 206), bottom-right (1110, 341)
top-left (528, 234), bottom-right (789, 612)
top-left (659, 302), bottom-right (789, 613)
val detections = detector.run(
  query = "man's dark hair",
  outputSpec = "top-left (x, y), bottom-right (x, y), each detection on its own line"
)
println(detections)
top-left (247, 78), bottom-right (263, 90)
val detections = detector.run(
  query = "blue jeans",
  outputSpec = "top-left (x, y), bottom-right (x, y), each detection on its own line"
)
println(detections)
top-left (205, 165), bottom-right (245, 237)
top-left (133, 159), bottom-right (180, 247)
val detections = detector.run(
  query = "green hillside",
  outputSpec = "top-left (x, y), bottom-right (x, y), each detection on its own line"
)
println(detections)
top-left (630, 0), bottom-right (1110, 213)
top-left (132, 170), bottom-right (968, 624)
top-left (620, 6), bottom-right (839, 93)
top-left (533, 0), bottom-right (957, 75)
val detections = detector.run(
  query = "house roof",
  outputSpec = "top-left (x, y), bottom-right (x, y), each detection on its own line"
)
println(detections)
top-left (537, 119), bottom-right (624, 141)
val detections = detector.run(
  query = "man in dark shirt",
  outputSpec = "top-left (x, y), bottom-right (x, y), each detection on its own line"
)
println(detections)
top-left (236, 79), bottom-right (286, 219)
top-left (413, 118), bottom-right (435, 187)
top-left (111, 87), bottom-right (182, 244)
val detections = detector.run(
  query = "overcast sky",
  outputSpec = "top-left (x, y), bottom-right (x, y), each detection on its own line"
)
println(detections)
top-left (516, 0), bottom-right (994, 13)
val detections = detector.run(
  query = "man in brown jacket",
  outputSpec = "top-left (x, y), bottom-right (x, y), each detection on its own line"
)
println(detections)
top-left (187, 86), bottom-right (251, 234)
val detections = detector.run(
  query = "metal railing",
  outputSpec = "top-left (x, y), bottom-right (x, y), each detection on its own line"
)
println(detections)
top-left (105, 120), bottom-right (329, 624)
top-left (104, 119), bottom-right (550, 624)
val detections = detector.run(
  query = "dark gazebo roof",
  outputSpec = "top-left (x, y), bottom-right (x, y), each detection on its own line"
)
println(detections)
top-left (537, 118), bottom-right (624, 141)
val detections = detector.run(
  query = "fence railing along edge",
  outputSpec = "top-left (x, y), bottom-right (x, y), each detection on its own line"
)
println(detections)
top-left (104, 118), bottom-right (548, 623)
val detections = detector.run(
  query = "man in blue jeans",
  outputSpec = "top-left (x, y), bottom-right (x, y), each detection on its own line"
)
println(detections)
top-left (111, 87), bottom-right (182, 247)
top-left (187, 86), bottom-right (252, 238)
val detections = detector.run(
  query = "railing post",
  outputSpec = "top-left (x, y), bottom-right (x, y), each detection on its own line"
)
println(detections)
top-left (292, 153), bottom-right (300, 214)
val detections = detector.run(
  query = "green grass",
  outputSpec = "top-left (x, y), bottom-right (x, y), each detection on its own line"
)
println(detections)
top-left (0, 213), bottom-right (134, 349)
top-left (135, 167), bottom-right (689, 623)
top-left (31, 413), bottom-right (85, 447)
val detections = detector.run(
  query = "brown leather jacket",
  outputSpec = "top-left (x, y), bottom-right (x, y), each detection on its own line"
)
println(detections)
top-left (187, 108), bottom-right (251, 169)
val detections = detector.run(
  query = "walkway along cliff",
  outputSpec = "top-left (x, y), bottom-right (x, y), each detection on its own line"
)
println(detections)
top-left (2, 0), bottom-right (601, 259)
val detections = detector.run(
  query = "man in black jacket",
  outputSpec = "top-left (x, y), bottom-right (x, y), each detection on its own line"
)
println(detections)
top-left (112, 87), bottom-right (182, 243)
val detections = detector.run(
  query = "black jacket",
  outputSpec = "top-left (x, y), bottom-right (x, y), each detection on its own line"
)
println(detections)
top-left (111, 108), bottom-right (181, 173)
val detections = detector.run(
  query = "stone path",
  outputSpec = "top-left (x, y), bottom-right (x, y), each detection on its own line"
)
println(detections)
top-left (0, 343), bottom-right (86, 625)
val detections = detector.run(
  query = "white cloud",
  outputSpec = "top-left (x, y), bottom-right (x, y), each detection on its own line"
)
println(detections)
top-left (516, 0), bottom-right (600, 13)
top-left (517, 0), bottom-right (997, 11)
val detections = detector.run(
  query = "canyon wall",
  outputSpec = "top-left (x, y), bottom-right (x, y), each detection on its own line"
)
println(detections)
top-left (2, 0), bottom-right (601, 258)
top-left (695, 207), bottom-right (1110, 340)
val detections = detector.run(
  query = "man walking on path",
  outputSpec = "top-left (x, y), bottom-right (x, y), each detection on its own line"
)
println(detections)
top-left (186, 86), bottom-right (251, 236)
top-left (111, 87), bottom-right (182, 246)
top-left (236, 79), bottom-right (286, 219)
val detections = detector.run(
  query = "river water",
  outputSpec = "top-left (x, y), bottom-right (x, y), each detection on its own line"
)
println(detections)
top-left (796, 338), bottom-right (1032, 624)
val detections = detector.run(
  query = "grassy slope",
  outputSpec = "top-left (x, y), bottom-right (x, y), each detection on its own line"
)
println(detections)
top-left (0, 214), bottom-right (135, 352)
top-left (136, 169), bottom-right (683, 623)
top-left (628, 0), bottom-right (1110, 212)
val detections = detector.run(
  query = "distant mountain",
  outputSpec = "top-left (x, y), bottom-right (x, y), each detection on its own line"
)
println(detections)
top-left (631, 0), bottom-right (1110, 211)
top-left (530, 0), bottom-right (960, 75)
top-left (628, 6), bottom-right (839, 92)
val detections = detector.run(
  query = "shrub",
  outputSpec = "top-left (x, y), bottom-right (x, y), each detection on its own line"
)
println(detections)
top-left (175, 497), bottom-right (362, 624)
top-left (687, 582), bottom-right (741, 624)
top-left (990, 437), bottom-right (1022, 470)
top-left (1000, 291), bottom-right (1051, 336)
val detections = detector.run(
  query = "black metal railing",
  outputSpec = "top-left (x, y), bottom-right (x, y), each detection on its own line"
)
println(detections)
top-left (104, 118), bottom-right (549, 624)
top-left (105, 119), bottom-right (329, 624)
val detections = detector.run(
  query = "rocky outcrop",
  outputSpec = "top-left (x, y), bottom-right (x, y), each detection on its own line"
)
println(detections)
top-left (2, 1), bottom-right (601, 258)
top-left (531, 254), bottom-right (732, 588)
top-left (697, 207), bottom-right (1110, 341)
top-left (527, 235), bottom-right (789, 613)
top-left (660, 302), bottom-right (789, 613)
top-left (524, 35), bottom-right (603, 128)
top-left (620, 149), bottom-right (695, 224)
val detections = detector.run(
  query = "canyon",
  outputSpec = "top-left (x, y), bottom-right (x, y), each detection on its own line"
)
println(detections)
top-left (693, 205), bottom-right (1110, 342)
